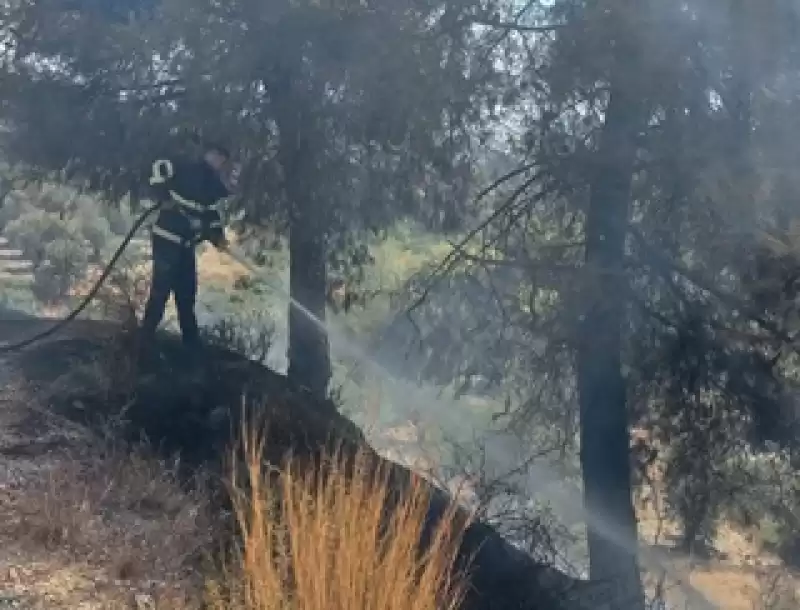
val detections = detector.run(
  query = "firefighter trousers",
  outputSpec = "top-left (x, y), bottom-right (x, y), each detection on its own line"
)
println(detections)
top-left (141, 237), bottom-right (199, 347)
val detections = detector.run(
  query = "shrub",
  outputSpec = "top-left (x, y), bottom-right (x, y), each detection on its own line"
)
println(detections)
top-left (29, 237), bottom-right (90, 303)
top-left (0, 190), bottom-right (30, 229)
top-left (5, 209), bottom-right (63, 264)
top-left (720, 450), bottom-right (800, 566)
top-left (104, 202), bottom-right (134, 236)
top-left (1, 184), bottom-right (117, 305)
top-left (70, 199), bottom-right (112, 254)
top-left (201, 316), bottom-right (275, 364)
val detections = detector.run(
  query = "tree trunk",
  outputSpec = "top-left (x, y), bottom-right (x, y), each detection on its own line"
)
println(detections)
top-left (286, 201), bottom-right (330, 398)
top-left (275, 82), bottom-right (331, 399)
top-left (577, 80), bottom-right (646, 607)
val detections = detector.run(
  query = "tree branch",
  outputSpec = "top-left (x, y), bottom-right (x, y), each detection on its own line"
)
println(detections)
top-left (629, 227), bottom-right (795, 346)
top-left (460, 248), bottom-right (583, 270)
top-left (407, 170), bottom-right (550, 313)
top-left (472, 19), bottom-right (563, 33)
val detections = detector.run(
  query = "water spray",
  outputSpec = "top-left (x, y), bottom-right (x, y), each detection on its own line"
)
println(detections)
top-left (221, 243), bottom-right (719, 610)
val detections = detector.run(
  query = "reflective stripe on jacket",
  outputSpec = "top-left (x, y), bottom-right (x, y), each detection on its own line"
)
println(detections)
top-left (148, 157), bottom-right (229, 247)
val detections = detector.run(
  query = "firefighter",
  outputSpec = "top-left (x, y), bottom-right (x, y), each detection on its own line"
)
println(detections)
top-left (139, 142), bottom-right (236, 357)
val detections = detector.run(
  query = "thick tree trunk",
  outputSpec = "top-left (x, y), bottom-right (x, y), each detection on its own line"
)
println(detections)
top-left (577, 81), bottom-right (646, 608)
top-left (275, 84), bottom-right (331, 399)
top-left (287, 203), bottom-right (330, 398)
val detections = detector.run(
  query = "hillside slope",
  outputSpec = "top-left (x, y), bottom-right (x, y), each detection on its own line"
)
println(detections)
top-left (1, 319), bottom-right (587, 610)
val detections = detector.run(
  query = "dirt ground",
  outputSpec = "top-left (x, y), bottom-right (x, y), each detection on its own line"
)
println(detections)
top-left (0, 361), bottom-right (211, 609)
top-left (637, 501), bottom-right (799, 609)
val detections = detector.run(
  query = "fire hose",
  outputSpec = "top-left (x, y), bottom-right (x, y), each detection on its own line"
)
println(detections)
top-left (0, 200), bottom-right (300, 354)
top-left (0, 188), bottom-right (318, 357)
top-left (0, 201), bottom-right (165, 353)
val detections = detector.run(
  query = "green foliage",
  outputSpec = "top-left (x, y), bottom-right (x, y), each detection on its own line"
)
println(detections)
top-left (0, 0), bottom-right (495, 236)
top-left (197, 282), bottom-right (281, 357)
top-left (4, 208), bottom-right (62, 262)
top-left (0, 285), bottom-right (40, 316)
top-left (718, 450), bottom-right (800, 567)
top-left (201, 316), bottom-right (275, 364)
top-left (0, 184), bottom-right (118, 304)
top-left (30, 239), bottom-right (90, 303)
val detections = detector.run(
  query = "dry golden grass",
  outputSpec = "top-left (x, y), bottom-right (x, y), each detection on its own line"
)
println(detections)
top-left (206, 418), bottom-right (472, 610)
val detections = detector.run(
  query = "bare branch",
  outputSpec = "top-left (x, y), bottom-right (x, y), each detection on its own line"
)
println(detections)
top-left (473, 19), bottom-right (564, 33)
top-left (460, 241), bottom-right (585, 268)
top-left (405, 165), bottom-right (545, 312)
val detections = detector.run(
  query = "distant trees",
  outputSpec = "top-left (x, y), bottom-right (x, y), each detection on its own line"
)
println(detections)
top-left (0, 185), bottom-right (118, 303)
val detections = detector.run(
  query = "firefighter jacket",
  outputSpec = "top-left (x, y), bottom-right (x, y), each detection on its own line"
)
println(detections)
top-left (148, 157), bottom-right (230, 248)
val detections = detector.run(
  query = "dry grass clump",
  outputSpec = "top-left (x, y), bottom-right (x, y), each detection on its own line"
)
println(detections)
top-left (21, 442), bottom-right (211, 565)
top-left (207, 419), bottom-right (473, 610)
top-left (754, 568), bottom-right (800, 610)
top-left (3, 433), bottom-right (214, 607)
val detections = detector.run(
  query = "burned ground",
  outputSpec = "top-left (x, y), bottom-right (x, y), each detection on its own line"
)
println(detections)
top-left (1, 322), bottom-right (577, 610)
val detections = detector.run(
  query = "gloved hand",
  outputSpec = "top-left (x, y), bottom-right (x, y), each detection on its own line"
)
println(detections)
top-left (221, 162), bottom-right (241, 194)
